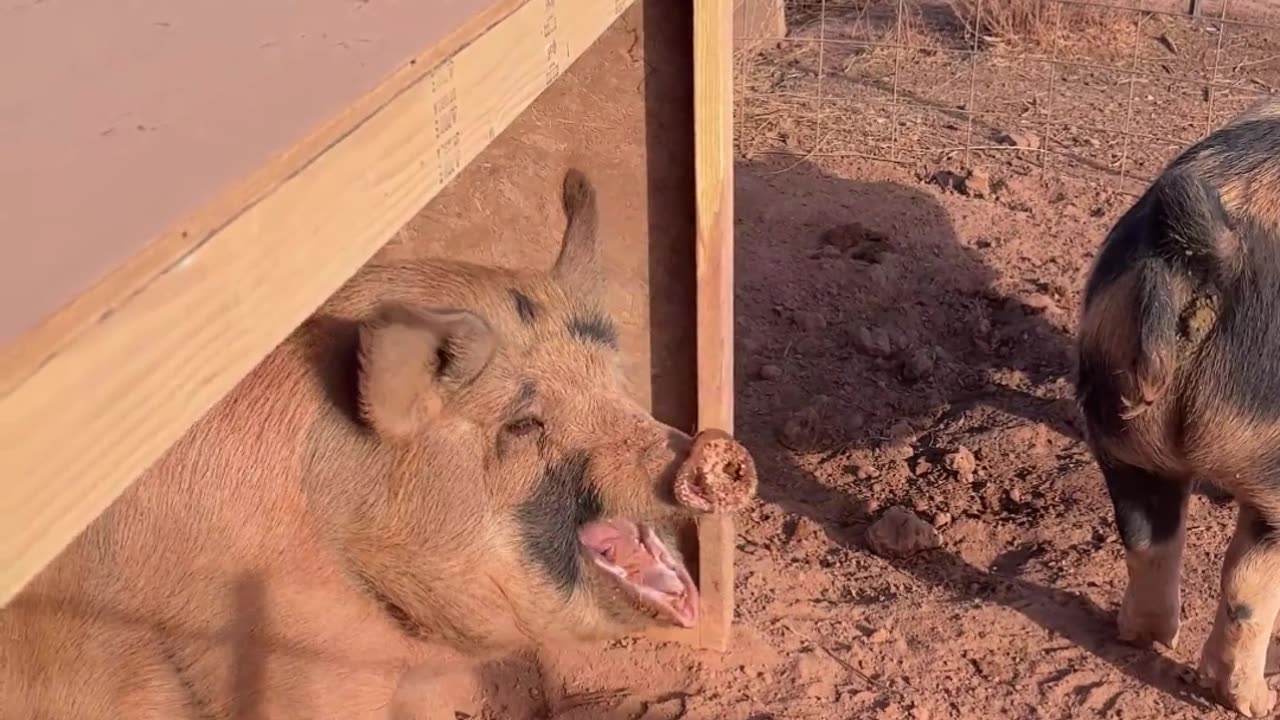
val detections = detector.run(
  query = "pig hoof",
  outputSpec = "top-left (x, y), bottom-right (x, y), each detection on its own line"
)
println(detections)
top-left (1117, 600), bottom-right (1180, 650)
top-left (673, 429), bottom-right (758, 512)
top-left (1198, 652), bottom-right (1275, 717)
top-left (1221, 679), bottom-right (1274, 718)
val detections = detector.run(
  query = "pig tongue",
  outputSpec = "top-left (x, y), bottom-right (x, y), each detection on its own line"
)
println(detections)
top-left (578, 519), bottom-right (699, 628)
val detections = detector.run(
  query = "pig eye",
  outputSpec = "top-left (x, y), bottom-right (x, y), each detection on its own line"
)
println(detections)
top-left (504, 417), bottom-right (545, 438)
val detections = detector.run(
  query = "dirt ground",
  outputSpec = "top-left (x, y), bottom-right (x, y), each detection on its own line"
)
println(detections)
top-left (387, 2), bottom-right (1280, 718)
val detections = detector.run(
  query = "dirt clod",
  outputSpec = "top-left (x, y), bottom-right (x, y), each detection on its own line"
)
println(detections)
top-left (790, 516), bottom-right (823, 544)
top-left (1019, 292), bottom-right (1060, 315)
top-left (758, 363), bottom-right (784, 380)
top-left (866, 506), bottom-right (942, 558)
top-left (848, 460), bottom-right (880, 480)
top-left (911, 456), bottom-right (932, 476)
top-left (962, 168), bottom-right (992, 198)
top-left (794, 310), bottom-right (828, 332)
top-left (887, 420), bottom-right (916, 445)
top-left (997, 130), bottom-right (1041, 150)
top-left (853, 326), bottom-right (893, 358)
top-left (779, 406), bottom-right (822, 451)
top-left (945, 446), bottom-right (978, 482)
top-left (899, 346), bottom-right (937, 382)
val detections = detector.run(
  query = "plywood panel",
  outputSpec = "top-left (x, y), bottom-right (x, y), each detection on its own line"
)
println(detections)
top-left (0, 0), bottom-right (498, 345)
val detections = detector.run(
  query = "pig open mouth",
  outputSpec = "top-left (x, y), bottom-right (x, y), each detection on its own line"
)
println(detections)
top-left (578, 519), bottom-right (698, 628)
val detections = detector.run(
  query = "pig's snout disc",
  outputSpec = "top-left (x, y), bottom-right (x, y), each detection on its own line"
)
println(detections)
top-left (673, 428), bottom-right (758, 512)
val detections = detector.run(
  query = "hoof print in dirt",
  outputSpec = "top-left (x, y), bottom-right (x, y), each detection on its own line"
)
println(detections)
top-left (757, 363), bottom-right (784, 381)
top-left (674, 428), bottom-right (759, 513)
top-left (793, 310), bottom-right (828, 332)
top-left (778, 405), bottom-right (824, 451)
top-left (898, 346), bottom-right (937, 383)
top-left (852, 326), bottom-right (894, 358)
top-left (820, 222), bottom-right (890, 263)
top-left (866, 506), bottom-right (942, 559)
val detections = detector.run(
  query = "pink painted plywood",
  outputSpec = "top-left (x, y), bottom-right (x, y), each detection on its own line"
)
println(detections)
top-left (0, 0), bottom-right (495, 344)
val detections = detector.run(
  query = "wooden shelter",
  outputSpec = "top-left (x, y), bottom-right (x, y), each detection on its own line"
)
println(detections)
top-left (0, 0), bottom-right (755, 650)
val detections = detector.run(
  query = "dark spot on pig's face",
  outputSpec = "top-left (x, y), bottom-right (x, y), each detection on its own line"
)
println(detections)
top-left (515, 452), bottom-right (602, 591)
top-left (1228, 603), bottom-right (1254, 623)
top-left (567, 310), bottom-right (619, 350)
top-left (510, 288), bottom-right (539, 325)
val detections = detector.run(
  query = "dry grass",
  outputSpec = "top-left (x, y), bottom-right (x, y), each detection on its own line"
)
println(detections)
top-left (948, 0), bottom-right (1112, 48)
top-left (890, 3), bottom-right (941, 51)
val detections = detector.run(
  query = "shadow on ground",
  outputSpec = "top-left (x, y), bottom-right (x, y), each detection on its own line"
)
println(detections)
top-left (732, 154), bottom-right (1217, 712)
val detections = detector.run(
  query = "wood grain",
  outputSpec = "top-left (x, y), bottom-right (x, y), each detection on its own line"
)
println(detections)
top-left (0, 0), bottom-right (633, 607)
top-left (0, 1), bottom-right (523, 396)
top-left (0, 0), bottom-right (501, 349)
top-left (693, 0), bottom-right (737, 653)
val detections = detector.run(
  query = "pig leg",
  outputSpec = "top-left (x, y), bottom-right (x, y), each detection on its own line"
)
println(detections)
top-left (1102, 462), bottom-right (1189, 650)
top-left (1198, 504), bottom-right (1280, 718)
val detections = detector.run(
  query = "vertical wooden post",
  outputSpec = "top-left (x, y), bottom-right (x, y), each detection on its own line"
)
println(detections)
top-left (1188, 0), bottom-right (1203, 16)
top-left (693, 0), bottom-right (736, 653)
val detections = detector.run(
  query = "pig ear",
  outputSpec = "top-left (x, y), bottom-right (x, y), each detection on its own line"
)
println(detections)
top-left (551, 169), bottom-right (604, 302)
top-left (356, 304), bottom-right (495, 440)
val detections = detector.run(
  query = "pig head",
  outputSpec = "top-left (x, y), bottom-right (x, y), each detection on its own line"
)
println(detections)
top-left (299, 169), bottom-right (748, 651)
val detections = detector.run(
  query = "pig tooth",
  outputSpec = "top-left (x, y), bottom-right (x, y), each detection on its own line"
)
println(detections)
top-left (590, 554), bottom-right (629, 580)
top-left (633, 586), bottom-right (697, 628)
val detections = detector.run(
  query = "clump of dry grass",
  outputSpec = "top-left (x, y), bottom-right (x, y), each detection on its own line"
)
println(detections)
top-left (948, 0), bottom-right (1112, 48)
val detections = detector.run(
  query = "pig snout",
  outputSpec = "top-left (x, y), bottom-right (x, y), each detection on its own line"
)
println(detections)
top-left (672, 429), bottom-right (758, 513)
top-left (570, 427), bottom-right (755, 630)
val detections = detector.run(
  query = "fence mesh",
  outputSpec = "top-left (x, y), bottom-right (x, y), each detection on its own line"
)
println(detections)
top-left (735, 0), bottom-right (1280, 195)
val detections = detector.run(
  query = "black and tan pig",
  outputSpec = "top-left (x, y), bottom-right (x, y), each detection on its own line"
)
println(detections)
top-left (0, 169), bottom-right (757, 719)
top-left (1076, 96), bottom-right (1280, 716)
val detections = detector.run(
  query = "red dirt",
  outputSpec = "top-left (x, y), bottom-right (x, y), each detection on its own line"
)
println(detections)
top-left (386, 3), bottom-right (1280, 718)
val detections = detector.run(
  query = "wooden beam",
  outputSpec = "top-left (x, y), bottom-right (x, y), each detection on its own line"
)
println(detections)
top-left (0, 0), bottom-right (634, 607)
top-left (734, 0), bottom-right (787, 50)
top-left (693, 0), bottom-right (737, 653)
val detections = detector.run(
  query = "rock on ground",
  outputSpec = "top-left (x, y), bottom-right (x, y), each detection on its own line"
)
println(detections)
top-left (866, 506), bottom-right (943, 558)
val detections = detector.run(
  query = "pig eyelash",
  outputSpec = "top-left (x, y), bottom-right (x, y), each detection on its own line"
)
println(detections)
top-left (504, 416), bottom-right (545, 438)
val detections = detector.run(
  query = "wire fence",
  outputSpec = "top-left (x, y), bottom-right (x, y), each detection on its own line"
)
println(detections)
top-left (735, 0), bottom-right (1280, 194)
